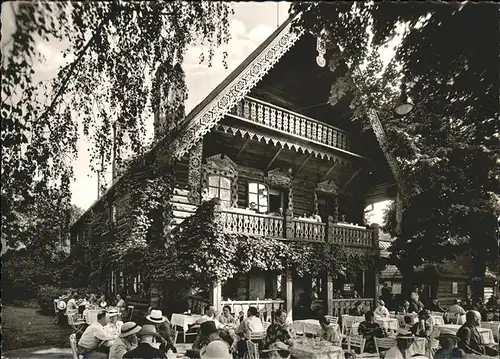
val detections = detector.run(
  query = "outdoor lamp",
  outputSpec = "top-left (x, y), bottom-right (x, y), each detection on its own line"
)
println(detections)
top-left (393, 84), bottom-right (414, 116)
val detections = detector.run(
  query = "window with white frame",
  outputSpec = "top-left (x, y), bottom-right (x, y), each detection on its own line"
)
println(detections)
top-left (208, 175), bottom-right (232, 208)
top-left (248, 183), bottom-right (268, 213)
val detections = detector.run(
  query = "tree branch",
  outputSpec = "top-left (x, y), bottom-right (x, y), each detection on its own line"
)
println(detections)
top-left (36, 3), bottom-right (120, 124)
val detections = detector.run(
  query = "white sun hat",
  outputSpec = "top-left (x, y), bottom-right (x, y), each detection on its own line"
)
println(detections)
top-left (146, 309), bottom-right (167, 324)
top-left (200, 340), bottom-right (232, 359)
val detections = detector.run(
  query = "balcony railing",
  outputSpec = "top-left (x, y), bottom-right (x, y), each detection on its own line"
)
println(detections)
top-left (221, 299), bottom-right (284, 322)
top-left (216, 209), bottom-right (375, 248)
top-left (218, 209), bottom-right (284, 238)
top-left (230, 96), bottom-right (351, 151)
top-left (329, 298), bottom-right (374, 317)
top-left (330, 224), bottom-right (374, 248)
top-left (291, 219), bottom-right (326, 242)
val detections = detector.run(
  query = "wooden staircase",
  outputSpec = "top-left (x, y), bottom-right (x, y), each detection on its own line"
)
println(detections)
top-left (172, 188), bottom-right (197, 226)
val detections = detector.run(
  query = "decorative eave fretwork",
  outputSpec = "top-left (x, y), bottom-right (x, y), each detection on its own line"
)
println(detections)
top-left (265, 168), bottom-right (292, 189)
top-left (188, 141), bottom-right (203, 204)
top-left (202, 154), bottom-right (238, 207)
top-left (172, 18), bottom-right (301, 161)
top-left (315, 180), bottom-right (339, 195)
top-left (217, 124), bottom-right (352, 166)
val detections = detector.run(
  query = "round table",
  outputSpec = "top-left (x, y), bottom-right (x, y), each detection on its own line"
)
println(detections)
top-left (293, 320), bottom-right (340, 335)
top-left (375, 317), bottom-right (399, 331)
top-left (289, 339), bottom-right (343, 359)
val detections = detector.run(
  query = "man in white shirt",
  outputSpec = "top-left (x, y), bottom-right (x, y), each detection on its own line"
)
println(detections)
top-left (78, 310), bottom-right (115, 357)
top-left (104, 309), bottom-right (123, 339)
top-left (448, 299), bottom-right (466, 315)
top-left (374, 300), bottom-right (390, 317)
top-left (236, 307), bottom-right (264, 358)
top-left (198, 304), bottom-right (224, 329)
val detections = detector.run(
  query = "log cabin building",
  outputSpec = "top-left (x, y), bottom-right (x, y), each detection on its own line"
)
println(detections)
top-left (71, 17), bottom-right (400, 319)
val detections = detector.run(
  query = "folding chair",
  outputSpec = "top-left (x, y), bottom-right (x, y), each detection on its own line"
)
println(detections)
top-left (69, 333), bottom-right (82, 359)
top-left (68, 314), bottom-right (86, 335)
top-left (183, 323), bottom-right (200, 343)
top-left (246, 340), bottom-right (259, 359)
top-left (347, 335), bottom-right (366, 354)
top-left (374, 337), bottom-right (396, 356)
top-left (325, 315), bottom-right (339, 325)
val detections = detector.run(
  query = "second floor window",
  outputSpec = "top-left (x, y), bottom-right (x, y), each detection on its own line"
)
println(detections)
top-left (208, 175), bottom-right (231, 208)
top-left (248, 182), bottom-right (268, 213)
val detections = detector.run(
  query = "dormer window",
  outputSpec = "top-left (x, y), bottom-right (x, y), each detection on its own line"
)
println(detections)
top-left (208, 175), bottom-right (232, 208)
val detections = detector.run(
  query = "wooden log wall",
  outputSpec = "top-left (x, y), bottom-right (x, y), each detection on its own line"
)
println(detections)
top-left (291, 180), bottom-right (315, 217)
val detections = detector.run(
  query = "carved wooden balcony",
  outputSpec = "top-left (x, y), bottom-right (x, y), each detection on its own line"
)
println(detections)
top-left (291, 219), bottom-right (326, 242)
top-left (229, 96), bottom-right (351, 152)
top-left (329, 223), bottom-right (374, 248)
top-left (218, 209), bottom-right (284, 238)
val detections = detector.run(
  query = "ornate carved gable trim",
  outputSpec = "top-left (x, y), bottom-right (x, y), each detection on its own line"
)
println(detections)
top-left (172, 18), bottom-right (301, 160)
top-left (265, 168), bottom-right (292, 188)
top-left (316, 180), bottom-right (339, 195)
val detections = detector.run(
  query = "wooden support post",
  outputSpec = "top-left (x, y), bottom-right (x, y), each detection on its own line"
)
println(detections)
top-left (362, 271), bottom-right (366, 297)
top-left (374, 273), bottom-right (380, 306)
top-left (209, 281), bottom-right (222, 311)
top-left (295, 153), bottom-right (313, 175)
top-left (285, 270), bottom-right (293, 322)
top-left (236, 138), bottom-right (250, 160)
top-left (341, 168), bottom-right (362, 191)
top-left (266, 147), bottom-right (283, 170)
top-left (321, 161), bottom-right (339, 181)
top-left (327, 275), bottom-right (334, 316)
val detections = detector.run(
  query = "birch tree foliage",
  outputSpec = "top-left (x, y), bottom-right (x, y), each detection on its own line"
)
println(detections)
top-left (291, 2), bottom-right (499, 279)
top-left (1, 1), bottom-right (233, 248)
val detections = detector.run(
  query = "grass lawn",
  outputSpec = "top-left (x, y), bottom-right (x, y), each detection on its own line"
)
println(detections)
top-left (3, 305), bottom-right (73, 351)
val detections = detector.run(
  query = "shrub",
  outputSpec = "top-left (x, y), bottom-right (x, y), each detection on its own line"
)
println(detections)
top-left (37, 285), bottom-right (63, 314)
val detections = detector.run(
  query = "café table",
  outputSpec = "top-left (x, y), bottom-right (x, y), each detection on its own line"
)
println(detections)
top-left (171, 313), bottom-right (204, 333)
top-left (481, 321), bottom-right (500, 341)
top-left (293, 319), bottom-right (340, 335)
top-left (439, 324), bottom-right (496, 345)
top-left (84, 309), bottom-right (101, 324)
top-left (289, 338), bottom-right (343, 359)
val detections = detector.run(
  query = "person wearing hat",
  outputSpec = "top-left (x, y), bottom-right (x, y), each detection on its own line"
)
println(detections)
top-left (349, 300), bottom-right (364, 316)
top-left (374, 300), bottom-right (390, 317)
top-left (78, 310), bottom-right (115, 357)
top-left (448, 299), bottom-right (466, 316)
top-left (200, 340), bottom-right (232, 359)
top-left (109, 322), bottom-right (142, 359)
top-left (411, 309), bottom-right (433, 338)
top-left (358, 310), bottom-right (386, 353)
top-left (123, 324), bottom-right (167, 359)
top-left (261, 341), bottom-right (290, 359)
top-left (456, 310), bottom-right (499, 357)
top-left (146, 309), bottom-right (176, 353)
top-left (105, 308), bottom-right (123, 339)
top-left (434, 328), bottom-right (465, 359)
top-left (192, 320), bottom-right (223, 350)
top-left (384, 330), bottom-right (418, 359)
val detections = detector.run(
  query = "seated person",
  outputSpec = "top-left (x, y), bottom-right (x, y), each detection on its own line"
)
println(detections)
top-left (457, 310), bottom-right (499, 357)
top-left (77, 311), bottom-right (115, 357)
top-left (310, 210), bottom-right (322, 223)
top-left (357, 310), bottom-right (386, 353)
top-left (146, 309), bottom-right (177, 353)
top-left (430, 297), bottom-right (446, 313)
top-left (123, 324), bottom-right (166, 358)
top-left (217, 305), bottom-right (237, 326)
top-left (411, 309), bottom-right (434, 338)
top-left (197, 304), bottom-right (223, 329)
top-left (317, 316), bottom-right (341, 346)
top-left (352, 290), bottom-right (360, 299)
top-left (105, 309), bottom-right (123, 339)
top-left (66, 292), bottom-right (80, 323)
top-left (397, 300), bottom-right (410, 315)
top-left (385, 331), bottom-right (418, 359)
top-left (448, 299), bottom-right (466, 315)
top-left (263, 309), bottom-right (293, 349)
top-left (261, 341), bottom-right (290, 359)
top-left (108, 322), bottom-right (141, 359)
top-left (434, 328), bottom-right (466, 359)
top-left (349, 301), bottom-right (364, 316)
top-left (192, 320), bottom-right (224, 350)
top-left (401, 315), bottom-right (414, 331)
top-left (97, 294), bottom-right (107, 308)
top-left (374, 300), bottom-right (390, 317)
top-left (236, 307), bottom-right (264, 358)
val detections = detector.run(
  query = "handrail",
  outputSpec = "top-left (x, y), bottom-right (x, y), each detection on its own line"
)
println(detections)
top-left (246, 95), bottom-right (348, 135)
top-left (220, 208), bottom-right (283, 220)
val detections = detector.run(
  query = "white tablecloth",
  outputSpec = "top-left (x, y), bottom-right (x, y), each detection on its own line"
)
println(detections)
top-left (170, 313), bottom-right (203, 332)
top-left (293, 320), bottom-right (340, 335)
top-left (84, 309), bottom-right (101, 324)
top-left (375, 317), bottom-right (399, 331)
top-left (481, 322), bottom-right (499, 340)
top-left (289, 339), bottom-right (343, 359)
top-left (439, 324), bottom-right (496, 345)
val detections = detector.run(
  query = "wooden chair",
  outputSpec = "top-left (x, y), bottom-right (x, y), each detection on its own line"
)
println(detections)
top-left (68, 314), bottom-right (86, 335)
top-left (374, 337), bottom-right (396, 356)
top-left (250, 331), bottom-right (265, 341)
top-left (182, 323), bottom-right (200, 343)
top-left (325, 315), bottom-right (339, 325)
top-left (347, 335), bottom-right (366, 354)
top-left (170, 323), bottom-right (179, 344)
top-left (263, 322), bottom-right (271, 332)
top-left (69, 333), bottom-right (81, 359)
top-left (246, 340), bottom-right (259, 359)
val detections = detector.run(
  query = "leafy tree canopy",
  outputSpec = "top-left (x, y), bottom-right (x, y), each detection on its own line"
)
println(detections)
top-left (290, 2), bottom-right (499, 283)
top-left (2, 1), bottom-right (233, 248)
